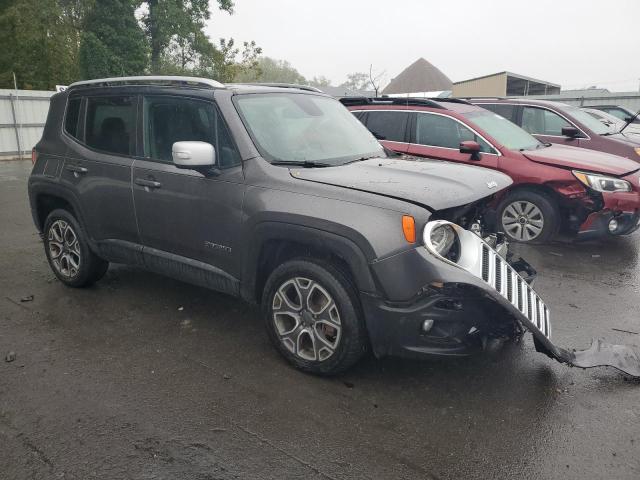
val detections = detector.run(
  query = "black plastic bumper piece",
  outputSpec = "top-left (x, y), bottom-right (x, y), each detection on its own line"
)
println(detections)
top-left (365, 246), bottom-right (640, 378)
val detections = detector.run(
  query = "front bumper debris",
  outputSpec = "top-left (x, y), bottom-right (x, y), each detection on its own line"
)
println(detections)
top-left (578, 209), bottom-right (640, 239)
top-left (430, 220), bottom-right (640, 378)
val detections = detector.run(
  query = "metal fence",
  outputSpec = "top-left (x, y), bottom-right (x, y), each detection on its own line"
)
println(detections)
top-left (527, 92), bottom-right (640, 112)
top-left (0, 89), bottom-right (55, 159)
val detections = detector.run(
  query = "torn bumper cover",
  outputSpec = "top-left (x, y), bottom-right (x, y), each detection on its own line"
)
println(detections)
top-left (365, 220), bottom-right (640, 377)
top-left (451, 222), bottom-right (640, 377)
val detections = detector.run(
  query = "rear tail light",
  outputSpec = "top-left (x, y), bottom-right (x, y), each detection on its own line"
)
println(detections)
top-left (31, 148), bottom-right (38, 164)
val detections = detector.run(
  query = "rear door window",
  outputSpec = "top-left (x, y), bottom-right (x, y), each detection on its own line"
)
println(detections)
top-left (364, 111), bottom-right (409, 142)
top-left (521, 106), bottom-right (571, 136)
top-left (479, 103), bottom-right (517, 123)
top-left (415, 113), bottom-right (494, 153)
top-left (85, 96), bottom-right (135, 155)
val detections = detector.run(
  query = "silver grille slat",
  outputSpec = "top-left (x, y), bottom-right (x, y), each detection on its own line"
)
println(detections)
top-left (477, 243), bottom-right (551, 339)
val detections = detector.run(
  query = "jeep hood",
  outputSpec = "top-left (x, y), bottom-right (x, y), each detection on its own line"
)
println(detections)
top-left (289, 158), bottom-right (512, 211)
top-left (523, 144), bottom-right (639, 176)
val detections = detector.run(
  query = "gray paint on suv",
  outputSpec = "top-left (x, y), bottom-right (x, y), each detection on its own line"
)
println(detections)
top-left (27, 77), bottom-right (640, 377)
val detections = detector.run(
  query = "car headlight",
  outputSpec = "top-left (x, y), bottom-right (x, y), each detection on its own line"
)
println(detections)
top-left (573, 170), bottom-right (631, 193)
top-left (635, 147), bottom-right (640, 157)
top-left (424, 221), bottom-right (460, 262)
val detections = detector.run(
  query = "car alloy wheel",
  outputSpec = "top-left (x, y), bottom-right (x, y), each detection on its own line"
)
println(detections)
top-left (47, 219), bottom-right (82, 278)
top-left (271, 277), bottom-right (342, 362)
top-left (501, 200), bottom-right (545, 242)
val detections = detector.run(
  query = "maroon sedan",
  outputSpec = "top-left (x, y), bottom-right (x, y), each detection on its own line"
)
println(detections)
top-left (343, 97), bottom-right (640, 243)
top-left (471, 98), bottom-right (640, 162)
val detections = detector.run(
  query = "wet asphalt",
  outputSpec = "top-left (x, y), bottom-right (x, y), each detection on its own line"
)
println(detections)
top-left (0, 159), bottom-right (639, 480)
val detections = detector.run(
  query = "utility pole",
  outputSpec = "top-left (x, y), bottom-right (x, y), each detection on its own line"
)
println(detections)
top-left (10, 72), bottom-right (22, 158)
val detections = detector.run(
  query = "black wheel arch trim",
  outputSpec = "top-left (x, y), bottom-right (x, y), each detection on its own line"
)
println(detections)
top-left (28, 181), bottom-right (89, 235)
top-left (241, 220), bottom-right (379, 303)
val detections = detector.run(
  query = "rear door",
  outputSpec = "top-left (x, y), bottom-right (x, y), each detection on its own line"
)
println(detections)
top-left (360, 110), bottom-right (410, 153)
top-left (60, 94), bottom-right (139, 249)
top-left (407, 112), bottom-right (499, 169)
top-left (132, 94), bottom-right (245, 282)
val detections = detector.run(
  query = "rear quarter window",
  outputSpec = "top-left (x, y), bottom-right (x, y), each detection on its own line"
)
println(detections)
top-left (64, 97), bottom-right (82, 140)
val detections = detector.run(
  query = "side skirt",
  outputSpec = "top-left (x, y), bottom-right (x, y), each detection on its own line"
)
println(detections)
top-left (95, 239), bottom-right (240, 297)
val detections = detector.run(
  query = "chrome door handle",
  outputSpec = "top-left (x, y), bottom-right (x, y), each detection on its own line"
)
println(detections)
top-left (135, 178), bottom-right (162, 189)
top-left (66, 165), bottom-right (88, 174)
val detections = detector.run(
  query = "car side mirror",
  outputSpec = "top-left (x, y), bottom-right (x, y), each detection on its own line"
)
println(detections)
top-left (172, 141), bottom-right (216, 171)
top-left (624, 116), bottom-right (634, 123)
top-left (459, 140), bottom-right (482, 160)
top-left (561, 126), bottom-right (583, 139)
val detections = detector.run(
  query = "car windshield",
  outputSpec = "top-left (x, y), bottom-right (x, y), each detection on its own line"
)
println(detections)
top-left (234, 93), bottom-right (385, 165)
top-left (560, 105), bottom-right (611, 135)
top-left (463, 110), bottom-right (542, 151)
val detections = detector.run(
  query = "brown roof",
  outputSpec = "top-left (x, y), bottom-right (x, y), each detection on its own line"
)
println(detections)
top-left (382, 58), bottom-right (453, 94)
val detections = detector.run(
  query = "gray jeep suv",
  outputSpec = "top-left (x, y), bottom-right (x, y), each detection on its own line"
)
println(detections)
top-left (27, 76), bottom-right (639, 377)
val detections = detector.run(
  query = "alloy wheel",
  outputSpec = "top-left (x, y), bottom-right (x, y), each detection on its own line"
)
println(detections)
top-left (47, 219), bottom-right (81, 278)
top-left (272, 277), bottom-right (342, 362)
top-left (502, 201), bottom-right (545, 241)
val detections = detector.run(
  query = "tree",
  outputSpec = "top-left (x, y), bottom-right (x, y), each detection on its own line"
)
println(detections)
top-left (340, 72), bottom-right (369, 91)
top-left (140, 0), bottom-right (234, 74)
top-left (235, 57), bottom-right (305, 84)
top-left (204, 38), bottom-right (262, 83)
top-left (79, 0), bottom-right (147, 79)
top-left (308, 76), bottom-right (331, 88)
top-left (0, 0), bottom-right (83, 89)
top-left (369, 64), bottom-right (386, 96)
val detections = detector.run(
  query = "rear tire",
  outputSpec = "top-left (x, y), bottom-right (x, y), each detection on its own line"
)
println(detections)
top-left (43, 209), bottom-right (109, 287)
top-left (497, 190), bottom-right (560, 243)
top-left (262, 259), bottom-right (367, 375)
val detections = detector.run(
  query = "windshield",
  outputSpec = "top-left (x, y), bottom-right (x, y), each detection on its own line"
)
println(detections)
top-left (560, 105), bottom-right (611, 135)
top-left (464, 111), bottom-right (542, 151)
top-left (234, 93), bottom-right (385, 165)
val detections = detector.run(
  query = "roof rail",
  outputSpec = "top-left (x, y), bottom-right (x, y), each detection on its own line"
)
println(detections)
top-left (459, 96), bottom-right (506, 100)
top-left (229, 82), bottom-right (323, 93)
top-left (338, 96), bottom-right (372, 106)
top-left (68, 76), bottom-right (225, 90)
top-left (339, 97), bottom-right (447, 109)
top-left (432, 98), bottom-right (472, 105)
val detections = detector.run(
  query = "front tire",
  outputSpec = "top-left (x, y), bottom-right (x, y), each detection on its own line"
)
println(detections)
top-left (262, 259), bottom-right (367, 375)
top-left (43, 209), bottom-right (109, 287)
top-left (497, 190), bottom-right (560, 243)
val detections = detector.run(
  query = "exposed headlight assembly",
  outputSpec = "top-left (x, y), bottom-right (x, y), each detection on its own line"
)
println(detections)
top-left (573, 170), bottom-right (631, 193)
top-left (423, 221), bottom-right (461, 263)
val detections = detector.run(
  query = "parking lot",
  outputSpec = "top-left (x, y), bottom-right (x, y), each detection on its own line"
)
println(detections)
top-left (1, 158), bottom-right (639, 479)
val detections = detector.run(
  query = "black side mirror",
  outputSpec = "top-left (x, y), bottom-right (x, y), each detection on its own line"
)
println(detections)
top-left (561, 126), bottom-right (583, 138)
top-left (460, 141), bottom-right (482, 161)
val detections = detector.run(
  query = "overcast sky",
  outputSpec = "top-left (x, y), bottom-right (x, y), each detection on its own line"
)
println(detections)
top-left (206, 0), bottom-right (639, 92)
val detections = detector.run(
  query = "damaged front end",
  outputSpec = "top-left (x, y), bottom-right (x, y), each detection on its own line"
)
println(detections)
top-left (422, 220), bottom-right (640, 377)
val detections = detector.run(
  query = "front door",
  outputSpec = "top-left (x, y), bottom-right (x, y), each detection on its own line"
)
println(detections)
top-left (132, 95), bottom-right (245, 284)
top-left (407, 112), bottom-right (499, 169)
top-left (520, 106), bottom-right (585, 147)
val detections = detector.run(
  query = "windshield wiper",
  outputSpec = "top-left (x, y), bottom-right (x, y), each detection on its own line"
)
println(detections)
top-left (619, 109), bottom-right (640, 134)
top-left (271, 160), bottom-right (332, 168)
top-left (341, 155), bottom-right (379, 166)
